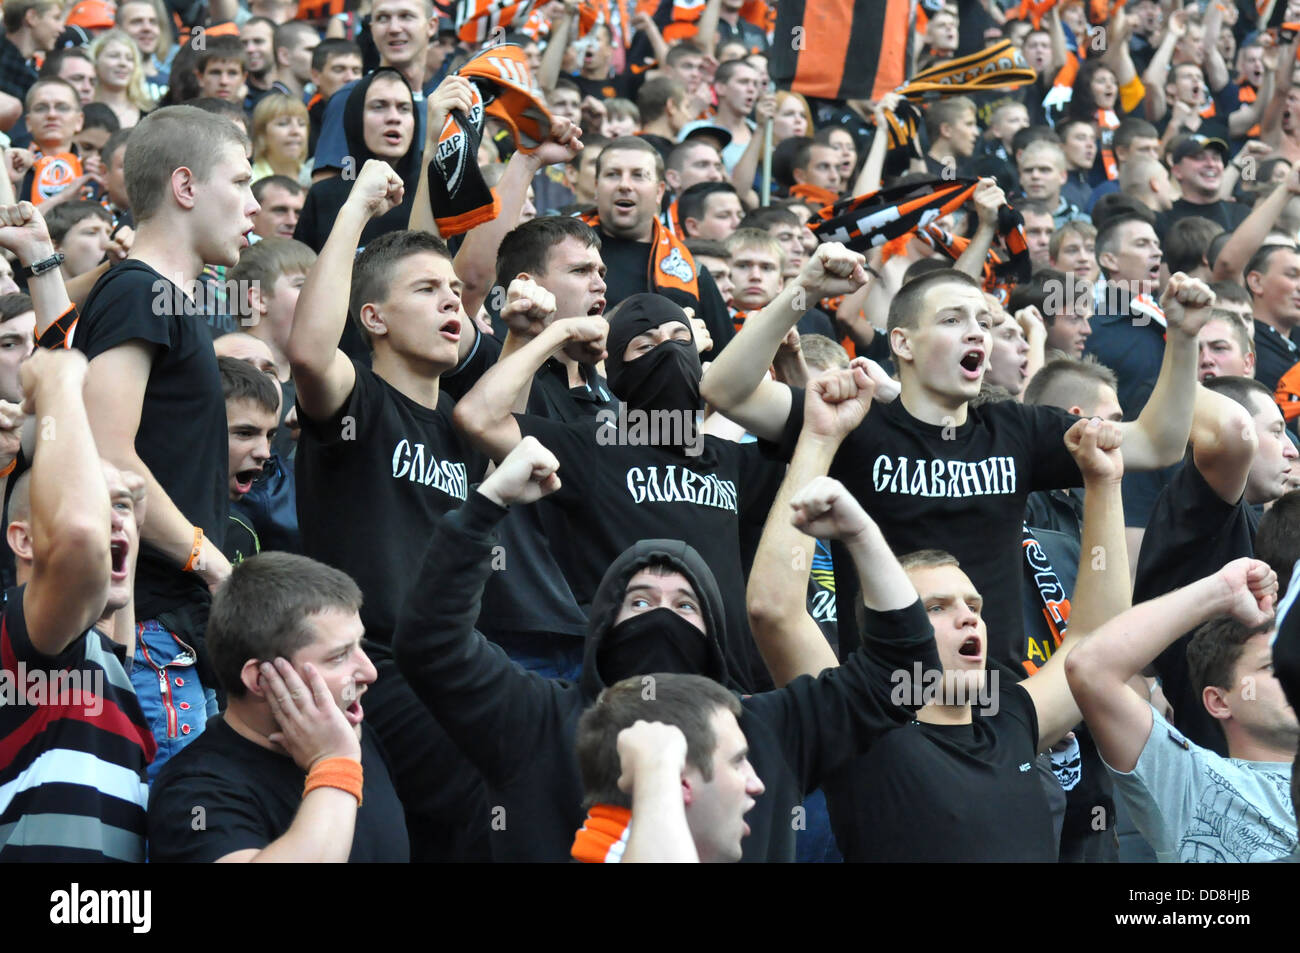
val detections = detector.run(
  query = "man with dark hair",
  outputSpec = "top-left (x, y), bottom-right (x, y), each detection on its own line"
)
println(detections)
top-left (306, 39), bottom-right (362, 156)
top-left (99, 126), bottom-right (131, 227)
top-left (396, 377), bottom-right (943, 861)
top-left (1008, 269), bottom-right (1093, 358)
top-left (679, 181), bottom-right (743, 241)
top-left (146, 551), bottom-right (409, 862)
top-left (1257, 491), bottom-right (1300, 596)
top-left (1018, 201), bottom-right (1056, 270)
top-left (270, 19), bottom-right (318, 102)
top-left (738, 205), bottom-right (806, 281)
top-left (1163, 216), bottom-right (1222, 280)
top-left (1067, 559), bottom-right (1296, 862)
top-left (1157, 135), bottom-right (1250, 240)
top-left (1086, 117), bottom-right (1162, 211)
top-left (574, 674), bottom-right (758, 863)
top-left (1090, 192), bottom-right (1157, 232)
top-left (194, 35), bottom-right (249, 103)
top-left (710, 58), bottom-right (760, 169)
top-left (68, 105), bottom-right (258, 776)
top-left (789, 138), bottom-right (844, 204)
top-left (1134, 375), bottom-right (1297, 755)
top-left (1196, 310), bottom-right (1255, 382)
top-left (1245, 244), bottom-right (1300, 392)
top-left (43, 200), bottom-right (111, 279)
top-left (286, 158), bottom-right (490, 862)
top-left (0, 348), bottom-right (154, 860)
top-left (581, 135), bottom-right (733, 355)
top-left (240, 16), bottom-right (277, 111)
top-left (704, 258), bottom-right (1220, 674)
top-left (665, 140), bottom-right (725, 198)
top-left (250, 174), bottom-right (304, 240)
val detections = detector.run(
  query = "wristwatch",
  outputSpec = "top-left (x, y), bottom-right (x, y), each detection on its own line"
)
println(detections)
top-left (16, 252), bottom-right (64, 281)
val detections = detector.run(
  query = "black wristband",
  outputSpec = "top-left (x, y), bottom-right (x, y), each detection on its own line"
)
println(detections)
top-left (17, 252), bottom-right (64, 281)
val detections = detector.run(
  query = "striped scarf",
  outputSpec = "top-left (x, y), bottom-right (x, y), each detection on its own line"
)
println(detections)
top-left (571, 804), bottom-right (633, 863)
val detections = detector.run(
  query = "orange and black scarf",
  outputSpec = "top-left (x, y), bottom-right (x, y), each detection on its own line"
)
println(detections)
top-left (811, 178), bottom-right (1031, 299)
top-left (571, 804), bottom-right (632, 863)
top-left (882, 40), bottom-right (1038, 170)
top-left (581, 209), bottom-right (701, 298)
top-left (428, 44), bottom-right (551, 236)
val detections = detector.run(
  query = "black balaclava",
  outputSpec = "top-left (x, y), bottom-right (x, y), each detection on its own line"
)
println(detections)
top-left (597, 607), bottom-right (711, 685)
top-left (603, 293), bottom-right (702, 414)
top-left (342, 67), bottom-right (419, 188)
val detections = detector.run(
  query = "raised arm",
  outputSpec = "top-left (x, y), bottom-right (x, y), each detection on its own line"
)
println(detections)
top-left (1229, 65), bottom-right (1274, 138)
top-left (1065, 558), bottom-right (1276, 771)
top-left (18, 349), bottom-right (111, 657)
top-left (700, 243), bottom-right (868, 441)
top-left (694, 0), bottom-right (723, 62)
top-left (1260, 24), bottom-right (1300, 144)
top-left (287, 160), bottom-right (404, 422)
top-left (452, 315), bottom-right (606, 460)
top-left (538, 0), bottom-right (579, 94)
top-left (0, 203), bottom-right (71, 341)
top-left (453, 117), bottom-right (582, 318)
top-left (408, 76), bottom-right (473, 239)
top-left (1213, 164), bottom-right (1300, 282)
top-left (731, 93), bottom-right (775, 209)
top-left (1200, 1), bottom-right (1229, 92)
top-left (954, 179), bottom-right (1003, 280)
top-left (632, 9), bottom-right (671, 68)
top-left (1189, 384), bottom-right (1259, 504)
top-left (617, 721), bottom-right (699, 863)
top-left (1021, 417), bottom-right (1130, 748)
top-left (1098, 8), bottom-right (1139, 89)
top-left (853, 96), bottom-right (897, 197)
top-left (747, 363), bottom-right (875, 686)
top-left (1118, 273), bottom-right (1214, 469)
top-left (1141, 9), bottom-right (1185, 122)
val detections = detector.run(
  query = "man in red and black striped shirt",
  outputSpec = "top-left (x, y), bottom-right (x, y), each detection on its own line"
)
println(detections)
top-left (0, 348), bottom-right (155, 862)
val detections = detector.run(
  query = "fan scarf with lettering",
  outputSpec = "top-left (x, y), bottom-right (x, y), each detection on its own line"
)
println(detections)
top-left (881, 40), bottom-right (1038, 171)
top-left (811, 178), bottom-right (1031, 293)
top-left (429, 44), bottom-right (552, 235)
top-left (29, 152), bottom-right (84, 204)
top-left (456, 0), bottom-right (537, 44)
top-left (1021, 524), bottom-right (1070, 676)
top-left (580, 208), bottom-right (700, 297)
top-left (1097, 108), bottom-right (1119, 179)
top-left (571, 804), bottom-right (632, 862)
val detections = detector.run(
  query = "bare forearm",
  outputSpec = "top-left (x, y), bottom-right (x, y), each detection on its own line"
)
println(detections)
top-left (455, 152), bottom-right (536, 317)
top-left (31, 372), bottom-right (107, 559)
top-left (1130, 332), bottom-right (1197, 466)
top-left (1214, 183), bottom-right (1289, 280)
top-left (288, 203), bottom-right (367, 372)
top-left (65, 261), bottom-right (108, 311)
top-left (695, 0), bottom-right (722, 57)
top-left (844, 522), bottom-right (916, 612)
top-left (954, 223), bottom-right (993, 279)
top-left (623, 767), bottom-right (698, 863)
top-left (538, 13), bottom-right (573, 92)
top-left (855, 124), bottom-right (887, 196)
top-left (747, 433), bottom-right (840, 685)
top-left (700, 278), bottom-right (807, 409)
top-left (1059, 477), bottom-right (1128, 647)
top-left (21, 242), bottom-right (72, 338)
top-left (248, 786), bottom-right (358, 863)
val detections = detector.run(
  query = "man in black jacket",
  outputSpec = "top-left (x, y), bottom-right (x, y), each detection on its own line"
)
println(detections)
top-left (393, 365), bottom-right (943, 862)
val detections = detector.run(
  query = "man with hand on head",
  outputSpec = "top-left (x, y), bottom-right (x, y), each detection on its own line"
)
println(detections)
top-left (146, 552), bottom-right (409, 862)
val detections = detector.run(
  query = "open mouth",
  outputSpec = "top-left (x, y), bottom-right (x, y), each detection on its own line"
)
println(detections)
top-left (439, 316), bottom-right (461, 341)
top-left (344, 692), bottom-right (365, 725)
top-left (612, 198), bottom-right (637, 212)
top-left (383, 130), bottom-right (404, 145)
top-left (958, 635), bottom-right (981, 658)
top-left (959, 349), bottom-right (984, 378)
top-left (110, 538), bottom-right (128, 580)
top-left (1019, 358), bottom-right (1030, 379)
top-left (234, 467), bottom-right (262, 495)
top-left (588, 299), bottom-right (605, 316)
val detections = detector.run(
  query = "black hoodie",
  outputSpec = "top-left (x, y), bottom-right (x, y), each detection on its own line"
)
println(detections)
top-left (393, 489), bottom-right (942, 862)
top-left (294, 68), bottom-right (420, 256)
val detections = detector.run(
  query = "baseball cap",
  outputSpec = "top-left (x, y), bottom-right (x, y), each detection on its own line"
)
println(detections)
top-left (678, 120), bottom-right (732, 149)
top-left (66, 0), bottom-right (116, 30)
top-left (1171, 134), bottom-right (1229, 164)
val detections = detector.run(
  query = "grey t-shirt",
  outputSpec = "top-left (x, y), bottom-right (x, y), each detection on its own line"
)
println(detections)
top-left (1105, 704), bottom-right (1296, 862)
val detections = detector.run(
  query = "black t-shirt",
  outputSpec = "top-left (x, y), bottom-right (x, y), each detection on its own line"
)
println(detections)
top-left (147, 717), bottom-right (408, 862)
top-left (597, 231), bottom-right (736, 359)
top-left (779, 392), bottom-right (1082, 670)
top-left (1134, 454), bottom-right (1258, 756)
top-left (75, 261), bottom-right (228, 620)
top-left (572, 71), bottom-right (642, 102)
top-left (1155, 197), bottom-right (1249, 241)
top-left (514, 414), bottom-right (784, 692)
top-left (295, 362), bottom-right (488, 650)
top-left (823, 682), bottom-right (1057, 861)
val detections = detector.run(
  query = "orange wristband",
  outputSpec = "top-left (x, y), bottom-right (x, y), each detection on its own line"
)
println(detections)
top-left (182, 526), bottom-right (203, 572)
top-left (303, 756), bottom-right (363, 805)
top-left (0, 459), bottom-right (15, 479)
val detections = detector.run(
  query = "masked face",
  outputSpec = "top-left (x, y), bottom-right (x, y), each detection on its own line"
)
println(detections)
top-left (609, 320), bottom-right (701, 413)
top-left (599, 607), bottom-right (710, 684)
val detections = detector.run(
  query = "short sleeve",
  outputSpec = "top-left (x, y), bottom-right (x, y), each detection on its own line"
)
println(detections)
top-left (147, 767), bottom-right (274, 862)
top-left (295, 359), bottom-right (382, 449)
top-left (1101, 704), bottom-right (1185, 859)
top-left (76, 266), bottom-right (176, 360)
